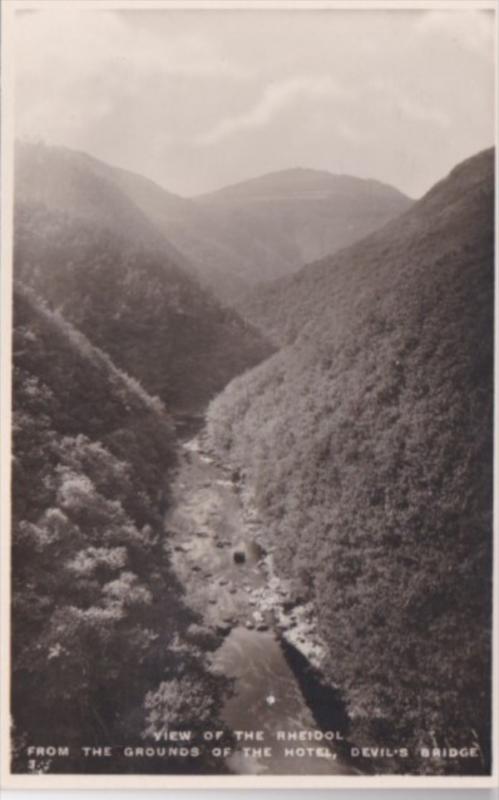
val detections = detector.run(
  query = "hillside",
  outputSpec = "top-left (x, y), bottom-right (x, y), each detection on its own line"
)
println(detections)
top-left (93, 158), bottom-right (253, 301)
top-left (11, 286), bottom-right (228, 773)
top-left (206, 149), bottom-right (494, 772)
top-left (197, 167), bottom-right (413, 286)
top-left (15, 142), bottom-right (190, 269)
top-left (16, 144), bottom-right (412, 302)
top-left (115, 163), bottom-right (412, 294)
top-left (236, 160), bottom-right (489, 345)
top-left (14, 151), bottom-right (272, 414)
top-left (235, 269), bottom-right (312, 346)
top-left (16, 143), bottom-right (259, 301)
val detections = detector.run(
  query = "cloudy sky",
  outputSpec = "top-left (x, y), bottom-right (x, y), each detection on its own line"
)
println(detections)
top-left (14, 6), bottom-right (495, 198)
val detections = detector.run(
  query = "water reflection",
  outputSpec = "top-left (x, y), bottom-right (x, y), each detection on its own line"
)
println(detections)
top-left (211, 626), bottom-right (355, 775)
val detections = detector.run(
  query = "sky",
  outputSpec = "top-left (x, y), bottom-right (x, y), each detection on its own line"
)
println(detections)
top-left (13, 6), bottom-right (496, 199)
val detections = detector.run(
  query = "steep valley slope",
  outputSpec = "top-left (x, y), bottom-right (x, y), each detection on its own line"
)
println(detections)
top-left (11, 286), bottom-right (229, 773)
top-left (17, 143), bottom-right (412, 303)
top-left (15, 145), bottom-right (272, 414)
top-left (205, 148), bottom-right (494, 771)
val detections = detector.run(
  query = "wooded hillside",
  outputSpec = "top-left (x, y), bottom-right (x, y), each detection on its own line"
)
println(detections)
top-left (14, 199), bottom-right (271, 414)
top-left (206, 149), bottom-right (494, 771)
top-left (12, 287), bottom-right (227, 773)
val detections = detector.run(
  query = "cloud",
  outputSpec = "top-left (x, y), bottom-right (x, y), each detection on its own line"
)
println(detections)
top-left (15, 9), bottom-right (249, 85)
top-left (194, 75), bottom-right (347, 146)
top-left (416, 10), bottom-right (494, 58)
top-left (11, 8), bottom-right (495, 198)
top-left (14, 9), bottom-right (251, 143)
top-left (336, 121), bottom-right (366, 145)
top-left (397, 97), bottom-right (450, 129)
top-left (369, 79), bottom-right (451, 130)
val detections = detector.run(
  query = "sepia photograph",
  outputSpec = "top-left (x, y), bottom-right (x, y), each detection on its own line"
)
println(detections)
top-left (0, 0), bottom-right (497, 789)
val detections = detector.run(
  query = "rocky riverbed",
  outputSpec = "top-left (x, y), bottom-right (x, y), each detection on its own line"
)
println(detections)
top-left (165, 435), bottom-right (328, 665)
top-left (163, 433), bottom-right (355, 775)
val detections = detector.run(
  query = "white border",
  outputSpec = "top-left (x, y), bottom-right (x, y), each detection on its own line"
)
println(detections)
top-left (1, 0), bottom-right (497, 790)
top-left (4, 0), bottom-right (497, 11)
top-left (1, 0), bottom-right (498, 9)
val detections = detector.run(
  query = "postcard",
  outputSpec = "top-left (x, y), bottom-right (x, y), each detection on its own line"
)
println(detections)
top-left (1, 0), bottom-right (497, 789)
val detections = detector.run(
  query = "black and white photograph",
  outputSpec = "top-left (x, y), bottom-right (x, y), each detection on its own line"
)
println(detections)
top-left (0, 0), bottom-right (497, 789)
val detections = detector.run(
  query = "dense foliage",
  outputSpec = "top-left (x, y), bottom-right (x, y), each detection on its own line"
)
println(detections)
top-left (17, 143), bottom-right (411, 303)
top-left (15, 201), bottom-right (271, 414)
top-left (11, 288), bottom-right (227, 774)
top-left (237, 162), bottom-right (476, 346)
top-left (206, 149), bottom-right (494, 772)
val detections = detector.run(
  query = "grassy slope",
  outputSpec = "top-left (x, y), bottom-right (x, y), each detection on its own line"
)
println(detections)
top-left (206, 149), bottom-right (494, 771)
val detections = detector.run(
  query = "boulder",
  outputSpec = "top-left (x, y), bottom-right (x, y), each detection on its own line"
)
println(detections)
top-left (216, 623), bottom-right (232, 636)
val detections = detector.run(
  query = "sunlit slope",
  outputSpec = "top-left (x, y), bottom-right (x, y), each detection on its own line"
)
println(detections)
top-left (17, 143), bottom-right (412, 302)
top-left (15, 144), bottom-right (272, 413)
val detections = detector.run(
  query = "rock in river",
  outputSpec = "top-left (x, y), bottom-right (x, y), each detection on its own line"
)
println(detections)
top-left (216, 623), bottom-right (232, 636)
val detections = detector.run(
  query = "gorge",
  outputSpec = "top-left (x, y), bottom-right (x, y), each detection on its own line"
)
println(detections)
top-left (10, 142), bottom-right (494, 777)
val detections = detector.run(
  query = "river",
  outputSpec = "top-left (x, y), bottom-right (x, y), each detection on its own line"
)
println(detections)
top-left (164, 432), bottom-right (358, 775)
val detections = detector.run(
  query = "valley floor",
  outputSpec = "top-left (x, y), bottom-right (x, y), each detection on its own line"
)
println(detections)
top-left (164, 433), bottom-right (357, 775)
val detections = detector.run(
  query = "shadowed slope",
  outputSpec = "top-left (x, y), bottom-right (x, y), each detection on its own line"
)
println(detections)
top-left (206, 149), bottom-right (494, 772)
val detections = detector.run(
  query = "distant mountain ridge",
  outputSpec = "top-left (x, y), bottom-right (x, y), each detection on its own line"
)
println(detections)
top-left (237, 151), bottom-right (493, 344)
top-left (196, 165), bottom-right (411, 202)
top-left (15, 142), bottom-right (194, 269)
top-left (15, 143), bottom-right (272, 414)
top-left (195, 166), bottom-right (413, 287)
top-left (16, 142), bottom-right (412, 301)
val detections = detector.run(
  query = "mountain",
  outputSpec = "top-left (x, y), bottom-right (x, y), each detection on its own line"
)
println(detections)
top-left (15, 144), bottom-right (272, 414)
top-left (11, 286), bottom-right (227, 772)
top-left (115, 164), bottom-right (413, 294)
top-left (236, 158), bottom-right (490, 345)
top-left (15, 142), bottom-right (190, 267)
top-left (16, 144), bottom-right (412, 303)
top-left (196, 167), bottom-right (413, 286)
top-left (205, 149), bottom-right (494, 771)
top-left (15, 142), bottom-right (257, 301)
top-left (90, 158), bottom-right (253, 301)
